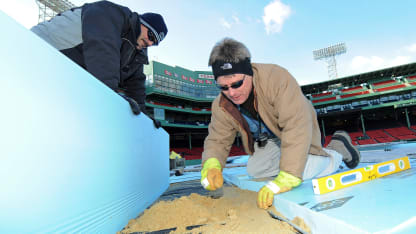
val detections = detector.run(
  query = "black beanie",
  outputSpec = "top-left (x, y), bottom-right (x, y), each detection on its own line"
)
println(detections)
top-left (211, 58), bottom-right (253, 80)
top-left (140, 13), bottom-right (168, 45)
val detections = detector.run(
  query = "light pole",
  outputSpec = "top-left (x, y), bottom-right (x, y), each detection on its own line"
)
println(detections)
top-left (35, 0), bottom-right (76, 23)
top-left (313, 43), bottom-right (347, 80)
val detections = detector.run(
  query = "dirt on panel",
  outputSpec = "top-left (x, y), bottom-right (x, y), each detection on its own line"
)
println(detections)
top-left (119, 186), bottom-right (310, 233)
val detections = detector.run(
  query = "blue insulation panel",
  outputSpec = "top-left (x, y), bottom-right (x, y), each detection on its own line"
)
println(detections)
top-left (0, 11), bottom-right (169, 233)
top-left (222, 143), bottom-right (416, 233)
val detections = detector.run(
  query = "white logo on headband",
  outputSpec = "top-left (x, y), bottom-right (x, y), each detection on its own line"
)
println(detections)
top-left (220, 63), bottom-right (232, 70)
top-left (159, 32), bottom-right (165, 41)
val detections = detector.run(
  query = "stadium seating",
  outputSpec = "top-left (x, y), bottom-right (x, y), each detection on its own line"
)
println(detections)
top-left (357, 139), bottom-right (378, 145)
top-left (148, 101), bottom-right (176, 108)
top-left (171, 147), bottom-right (202, 160)
top-left (372, 79), bottom-right (398, 87)
top-left (373, 136), bottom-right (397, 143)
top-left (340, 86), bottom-right (366, 93)
top-left (323, 135), bottom-right (332, 147)
top-left (333, 128), bottom-right (413, 145)
top-left (384, 126), bottom-right (416, 140)
top-left (312, 96), bottom-right (337, 103)
top-left (311, 91), bottom-right (338, 104)
top-left (340, 90), bottom-right (371, 99)
top-left (229, 145), bottom-right (246, 156)
top-left (171, 145), bottom-right (246, 161)
top-left (366, 129), bottom-right (392, 138)
top-left (373, 84), bottom-right (407, 92)
top-left (365, 129), bottom-right (398, 143)
top-left (312, 91), bottom-right (333, 98)
top-left (406, 75), bottom-right (416, 85)
top-left (323, 133), bottom-right (359, 146)
top-left (371, 79), bottom-right (408, 93)
top-left (174, 126), bottom-right (415, 160)
top-left (349, 131), bottom-right (364, 140)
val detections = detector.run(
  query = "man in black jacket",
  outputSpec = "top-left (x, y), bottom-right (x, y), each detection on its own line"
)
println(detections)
top-left (31, 0), bottom-right (167, 121)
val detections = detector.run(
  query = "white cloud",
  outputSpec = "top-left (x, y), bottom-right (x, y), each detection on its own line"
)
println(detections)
top-left (220, 18), bottom-right (232, 29)
top-left (232, 15), bottom-right (240, 24)
top-left (349, 55), bottom-right (414, 74)
top-left (220, 15), bottom-right (240, 29)
top-left (390, 56), bottom-right (412, 66)
top-left (262, 0), bottom-right (291, 34)
top-left (0, 0), bottom-right (38, 28)
top-left (350, 56), bottom-right (384, 71)
top-left (405, 43), bottom-right (416, 53)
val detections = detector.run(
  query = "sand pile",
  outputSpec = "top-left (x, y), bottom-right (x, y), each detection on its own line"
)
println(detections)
top-left (119, 186), bottom-right (310, 233)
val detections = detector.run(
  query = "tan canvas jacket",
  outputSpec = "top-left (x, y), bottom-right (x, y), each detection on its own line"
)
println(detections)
top-left (202, 63), bottom-right (330, 178)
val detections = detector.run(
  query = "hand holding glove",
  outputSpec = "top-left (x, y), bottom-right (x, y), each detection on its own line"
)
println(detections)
top-left (118, 92), bottom-right (141, 115)
top-left (200, 158), bottom-right (223, 191)
top-left (257, 171), bottom-right (302, 209)
top-left (152, 118), bottom-right (161, 128)
top-left (117, 92), bottom-right (162, 128)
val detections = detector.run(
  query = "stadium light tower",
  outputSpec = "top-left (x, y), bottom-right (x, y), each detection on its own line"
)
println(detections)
top-left (36, 0), bottom-right (76, 23)
top-left (313, 43), bottom-right (347, 79)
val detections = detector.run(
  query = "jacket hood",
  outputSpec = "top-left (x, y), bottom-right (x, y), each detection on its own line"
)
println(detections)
top-left (128, 12), bottom-right (140, 46)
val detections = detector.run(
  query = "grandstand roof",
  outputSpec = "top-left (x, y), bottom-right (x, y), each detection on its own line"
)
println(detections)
top-left (302, 62), bottom-right (416, 94)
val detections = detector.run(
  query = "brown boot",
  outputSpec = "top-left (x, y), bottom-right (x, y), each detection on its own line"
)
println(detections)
top-left (326, 131), bottom-right (361, 169)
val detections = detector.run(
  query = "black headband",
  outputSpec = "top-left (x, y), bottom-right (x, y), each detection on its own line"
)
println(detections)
top-left (211, 58), bottom-right (253, 80)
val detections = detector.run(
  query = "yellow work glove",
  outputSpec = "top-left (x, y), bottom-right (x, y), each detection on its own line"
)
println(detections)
top-left (200, 158), bottom-right (223, 191)
top-left (169, 151), bottom-right (182, 159)
top-left (257, 171), bottom-right (302, 209)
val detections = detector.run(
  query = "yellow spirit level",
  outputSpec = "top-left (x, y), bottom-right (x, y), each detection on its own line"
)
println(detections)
top-left (312, 156), bottom-right (411, 195)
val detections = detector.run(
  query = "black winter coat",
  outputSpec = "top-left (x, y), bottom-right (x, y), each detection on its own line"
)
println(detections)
top-left (31, 0), bottom-right (148, 107)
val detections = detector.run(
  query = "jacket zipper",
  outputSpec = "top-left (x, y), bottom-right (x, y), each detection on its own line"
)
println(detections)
top-left (121, 37), bottom-right (135, 68)
top-left (221, 106), bottom-right (254, 155)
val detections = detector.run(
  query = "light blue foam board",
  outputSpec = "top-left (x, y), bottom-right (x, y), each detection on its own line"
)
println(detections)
top-left (223, 143), bottom-right (416, 233)
top-left (0, 11), bottom-right (169, 233)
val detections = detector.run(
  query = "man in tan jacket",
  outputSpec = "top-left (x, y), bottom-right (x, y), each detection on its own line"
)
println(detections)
top-left (200, 38), bottom-right (361, 209)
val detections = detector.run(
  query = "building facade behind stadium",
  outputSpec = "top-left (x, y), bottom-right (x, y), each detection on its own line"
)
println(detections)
top-left (144, 61), bottom-right (416, 163)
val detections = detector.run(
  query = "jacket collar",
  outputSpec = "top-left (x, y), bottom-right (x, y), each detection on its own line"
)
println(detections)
top-left (129, 12), bottom-right (140, 46)
top-left (219, 91), bottom-right (255, 153)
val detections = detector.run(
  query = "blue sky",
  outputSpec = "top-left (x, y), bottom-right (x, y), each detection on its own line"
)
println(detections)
top-left (2, 0), bottom-right (416, 85)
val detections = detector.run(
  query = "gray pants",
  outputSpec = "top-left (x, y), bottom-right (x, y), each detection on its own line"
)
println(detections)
top-left (246, 138), bottom-right (342, 180)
